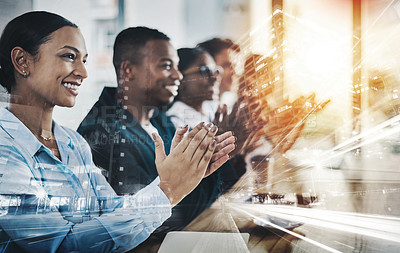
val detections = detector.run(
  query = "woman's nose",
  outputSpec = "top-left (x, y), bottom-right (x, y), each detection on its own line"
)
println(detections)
top-left (74, 60), bottom-right (88, 79)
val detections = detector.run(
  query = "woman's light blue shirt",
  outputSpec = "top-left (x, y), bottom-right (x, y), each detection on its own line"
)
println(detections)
top-left (0, 107), bottom-right (171, 252)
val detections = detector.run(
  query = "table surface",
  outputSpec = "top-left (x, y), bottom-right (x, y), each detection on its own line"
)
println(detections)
top-left (131, 197), bottom-right (303, 253)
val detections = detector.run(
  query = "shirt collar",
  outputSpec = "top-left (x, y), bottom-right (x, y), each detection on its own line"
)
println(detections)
top-left (170, 101), bottom-right (209, 119)
top-left (53, 120), bottom-right (74, 163)
top-left (0, 107), bottom-right (72, 158)
top-left (53, 120), bottom-right (72, 147)
top-left (0, 107), bottom-right (42, 156)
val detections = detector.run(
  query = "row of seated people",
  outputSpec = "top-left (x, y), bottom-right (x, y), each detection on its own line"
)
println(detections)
top-left (0, 11), bottom-right (328, 252)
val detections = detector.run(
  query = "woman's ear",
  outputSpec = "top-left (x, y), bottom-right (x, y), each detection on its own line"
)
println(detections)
top-left (11, 47), bottom-right (29, 78)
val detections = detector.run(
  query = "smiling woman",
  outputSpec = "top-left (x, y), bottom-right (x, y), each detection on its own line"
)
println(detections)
top-left (0, 12), bottom-right (86, 154)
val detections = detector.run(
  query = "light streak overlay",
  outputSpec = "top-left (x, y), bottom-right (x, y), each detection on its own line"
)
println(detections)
top-left (353, 0), bottom-right (397, 51)
top-left (273, 113), bottom-right (400, 180)
top-left (318, 114), bottom-right (400, 164)
top-left (235, 0), bottom-right (400, 155)
top-left (246, 94), bottom-right (400, 193)
top-left (231, 204), bottom-right (342, 253)
top-left (232, 203), bottom-right (400, 244)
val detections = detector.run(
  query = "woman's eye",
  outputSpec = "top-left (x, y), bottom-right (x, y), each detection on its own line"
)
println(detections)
top-left (62, 53), bottom-right (76, 60)
top-left (162, 64), bottom-right (172, 70)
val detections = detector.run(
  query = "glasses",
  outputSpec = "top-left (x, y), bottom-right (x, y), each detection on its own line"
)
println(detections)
top-left (183, 65), bottom-right (223, 78)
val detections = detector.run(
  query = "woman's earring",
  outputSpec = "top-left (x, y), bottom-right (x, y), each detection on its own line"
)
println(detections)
top-left (22, 70), bottom-right (28, 78)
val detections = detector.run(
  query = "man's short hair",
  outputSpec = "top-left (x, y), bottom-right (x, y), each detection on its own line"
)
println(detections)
top-left (113, 26), bottom-right (170, 77)
top-left (197, 38), bottom-right (240, 59)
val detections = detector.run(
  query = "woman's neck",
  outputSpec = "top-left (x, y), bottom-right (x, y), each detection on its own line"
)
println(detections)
top-left (180, 96), bottom-right (203, 113)
top-left (8, 102), bottom-right (54, 139)
top-left (8, 85), bottom-right (60, 159)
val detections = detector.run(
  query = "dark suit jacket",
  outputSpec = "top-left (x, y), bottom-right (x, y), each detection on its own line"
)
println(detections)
top-left (78, 87), bottom-right (245, 235)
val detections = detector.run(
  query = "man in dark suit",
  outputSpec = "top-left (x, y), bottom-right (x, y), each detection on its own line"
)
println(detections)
top-left (78, 27), bottom-right (244, 236)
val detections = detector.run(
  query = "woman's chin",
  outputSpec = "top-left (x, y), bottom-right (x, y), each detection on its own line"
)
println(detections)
top-left (206, 93), bottom-right (214, 101)
top-left (58, 100), bottom-right (76, 108)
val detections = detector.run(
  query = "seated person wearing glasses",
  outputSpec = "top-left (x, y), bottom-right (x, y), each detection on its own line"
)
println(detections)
top-left (166, 47), bottom-right (247, 210)
top-left (197, 38), bottom-right (240, 108)
top-left (167, 47), bottom-right (223, 128)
